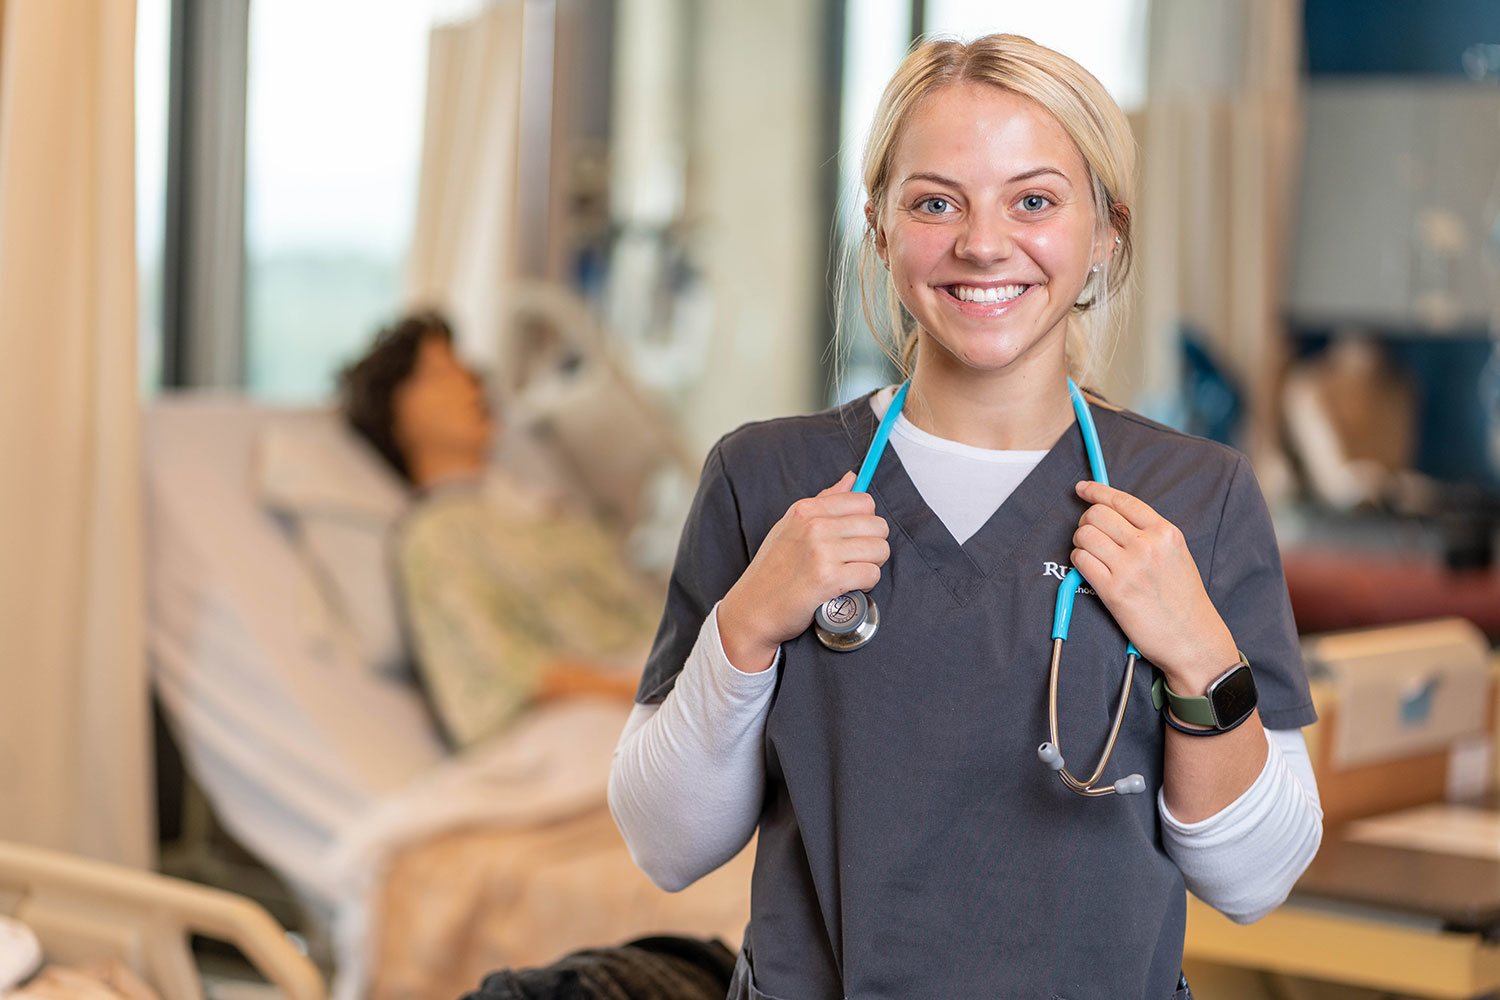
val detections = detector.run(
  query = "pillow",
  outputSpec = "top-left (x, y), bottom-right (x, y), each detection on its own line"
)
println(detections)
top-left (256, 413), bottom-right (414, 676)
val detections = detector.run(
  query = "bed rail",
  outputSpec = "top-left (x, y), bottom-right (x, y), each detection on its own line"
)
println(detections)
top-left (0, 841), bottom-right (325, 1000)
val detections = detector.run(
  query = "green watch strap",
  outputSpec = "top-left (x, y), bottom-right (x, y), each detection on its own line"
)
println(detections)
top-left (1151, 650), bottom-right (1251, 728)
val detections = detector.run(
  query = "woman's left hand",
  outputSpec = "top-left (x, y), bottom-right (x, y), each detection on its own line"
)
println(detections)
top-left (1070, 480), bottom-right (1237, 691)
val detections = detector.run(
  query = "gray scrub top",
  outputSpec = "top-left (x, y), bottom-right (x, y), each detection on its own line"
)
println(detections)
top-left (637, 393), bottom-right (1316, 1000)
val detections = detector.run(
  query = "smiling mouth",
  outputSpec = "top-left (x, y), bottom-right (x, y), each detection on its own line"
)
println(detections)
top-left (945, 283), bottom-right (1031, 304)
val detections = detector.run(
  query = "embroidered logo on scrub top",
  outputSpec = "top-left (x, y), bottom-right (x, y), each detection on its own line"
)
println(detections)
top-left (1041, 561), bottom-right (1097, 596)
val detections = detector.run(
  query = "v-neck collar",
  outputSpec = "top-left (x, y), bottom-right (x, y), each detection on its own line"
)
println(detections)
top-left (844, 391), bottom-right (1106, 606)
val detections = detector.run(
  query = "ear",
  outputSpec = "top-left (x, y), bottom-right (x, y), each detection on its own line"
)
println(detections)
top-left (865, 200), bottom-right (889, 267)
top-left (1104, 202), bottom-right (1129, 263)
top-left (1090, 224), bottom-right (1121, 272)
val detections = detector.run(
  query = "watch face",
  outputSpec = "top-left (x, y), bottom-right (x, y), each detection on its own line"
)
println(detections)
top-left (1209, 665), bottom-right (1258, 728)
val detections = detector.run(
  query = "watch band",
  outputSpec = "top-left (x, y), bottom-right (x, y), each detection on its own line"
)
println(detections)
top-left (1161, 700), bottom-right (1254, 736)
top-left (1150, 650), bottom-right (1252, 729)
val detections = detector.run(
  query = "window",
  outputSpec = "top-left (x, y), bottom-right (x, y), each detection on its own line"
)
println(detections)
top-left (925, 0), bottom-right (1149, 112)
top-left (832, 0), bottom-right (916, 403)
top-left (136, 0), bottom-right (170, 395)
top-left (243, 1), bottom-right (444, 401)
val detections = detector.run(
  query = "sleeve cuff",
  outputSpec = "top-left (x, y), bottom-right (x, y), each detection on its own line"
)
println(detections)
top-left (1158, 727), bottom-right (1278, 836)
top-left (704, 601), bottom-right (783, 682)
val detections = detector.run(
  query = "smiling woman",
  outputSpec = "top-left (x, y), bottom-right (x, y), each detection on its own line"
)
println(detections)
top-left (859, 41), bottom-right (1135, 401)
top-left (609, 34), bottom-right (1323, 1000)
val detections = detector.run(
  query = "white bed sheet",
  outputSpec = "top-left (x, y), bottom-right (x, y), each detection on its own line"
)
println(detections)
top-left (144, 397), bottom-right (446, 907)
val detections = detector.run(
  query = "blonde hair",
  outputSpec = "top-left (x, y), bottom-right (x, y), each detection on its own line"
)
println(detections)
top-left (844, 34), bottom-right (1137, 385)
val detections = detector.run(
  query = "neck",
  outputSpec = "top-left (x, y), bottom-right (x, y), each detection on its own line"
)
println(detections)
top-left (408, 448), bottom-right (485, 490)
top-left (903, 351), bottom-right (1076, 451)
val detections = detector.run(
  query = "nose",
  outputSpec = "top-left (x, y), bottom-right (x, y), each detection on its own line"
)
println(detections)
top-left (954, 205), bottom-right (1014, 266)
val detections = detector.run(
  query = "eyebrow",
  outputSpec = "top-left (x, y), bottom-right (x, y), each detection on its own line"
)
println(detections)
top-left (900, 167), bottom-right (1071, 187)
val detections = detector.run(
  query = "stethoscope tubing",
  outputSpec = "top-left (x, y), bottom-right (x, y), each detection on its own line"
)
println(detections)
top-left (824, 377), bottom-right (1147, 797)
top-left (852, 381), bottom-right (909, 493)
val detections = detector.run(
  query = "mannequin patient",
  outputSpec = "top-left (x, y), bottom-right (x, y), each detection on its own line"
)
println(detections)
top-left (340, 312), bottom-right (652, 750)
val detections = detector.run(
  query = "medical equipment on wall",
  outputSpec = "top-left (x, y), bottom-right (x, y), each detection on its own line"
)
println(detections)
top-left (812, 379), bottom-right (1147, 797)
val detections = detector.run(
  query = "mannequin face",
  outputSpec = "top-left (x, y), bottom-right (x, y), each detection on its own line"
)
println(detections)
top-left (873, 82), bottom-right (1110, 381)
top-left (392, 335), bottom-right (493, 475)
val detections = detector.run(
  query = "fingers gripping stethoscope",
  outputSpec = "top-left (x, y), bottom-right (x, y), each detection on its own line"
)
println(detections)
top-left (813, 378), bottom-right (1146, 797)
top-left (810, 382), bottom-right (908, 650)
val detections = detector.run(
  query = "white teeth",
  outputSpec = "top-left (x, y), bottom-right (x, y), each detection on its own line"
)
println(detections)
top-left (951, 283), bottom-right (1027, 304)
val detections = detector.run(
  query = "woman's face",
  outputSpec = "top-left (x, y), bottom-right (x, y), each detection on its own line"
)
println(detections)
top-left (873, 82), bottom-right (1108, 380)
top-left (393, 334), bottom-right (493, 463)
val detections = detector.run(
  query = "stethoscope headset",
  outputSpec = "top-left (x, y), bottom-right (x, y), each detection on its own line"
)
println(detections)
top-left (812, 378), bottom-right (1147, 797)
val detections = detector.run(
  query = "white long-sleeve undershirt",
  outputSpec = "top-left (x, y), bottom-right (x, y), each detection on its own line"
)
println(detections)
top-left (608, 605), bottom-right (1323, 922)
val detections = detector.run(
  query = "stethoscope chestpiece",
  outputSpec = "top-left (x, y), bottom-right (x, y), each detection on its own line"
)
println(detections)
top-left (813, 590), bottom-right (880, 651)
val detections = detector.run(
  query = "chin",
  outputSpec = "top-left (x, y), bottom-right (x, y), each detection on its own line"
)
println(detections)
top-left (924, 322), bottom-right (1069, 376)
top-left (923, 336), bottom-right (1036, 375)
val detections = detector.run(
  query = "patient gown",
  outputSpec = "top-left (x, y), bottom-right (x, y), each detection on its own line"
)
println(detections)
top-left (397, 472), bottom-right (661, 749)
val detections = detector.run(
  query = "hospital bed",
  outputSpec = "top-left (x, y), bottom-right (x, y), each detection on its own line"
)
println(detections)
top-left (0, 839), bottom-right (323, 1000)
top-left (142, 290), bottom-right (748, 1000)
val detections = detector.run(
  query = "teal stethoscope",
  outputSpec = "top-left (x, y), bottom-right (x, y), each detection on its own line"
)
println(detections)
top-left (812, 379), bottom-right (1147, 798)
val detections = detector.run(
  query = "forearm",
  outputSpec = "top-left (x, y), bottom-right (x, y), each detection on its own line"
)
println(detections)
top-left (608, 604), bottom-right (777, 891)
top-left (1161, 728), bottom-right (1324, 922)
top-left (1155, 629), bottom-right (1269, 822)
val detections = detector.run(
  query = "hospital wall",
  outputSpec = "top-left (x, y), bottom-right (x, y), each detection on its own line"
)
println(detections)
top-left (678, 0), bottom-right (826, 454)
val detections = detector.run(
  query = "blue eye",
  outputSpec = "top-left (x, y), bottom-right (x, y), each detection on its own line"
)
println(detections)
top-left (1019, 194), bottom-right (1051, 212)
top-left (917, 197), bottom-right (951, 215)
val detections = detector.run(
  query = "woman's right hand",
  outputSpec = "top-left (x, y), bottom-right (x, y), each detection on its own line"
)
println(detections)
top-left (716, 471), bottom-right (891, 672)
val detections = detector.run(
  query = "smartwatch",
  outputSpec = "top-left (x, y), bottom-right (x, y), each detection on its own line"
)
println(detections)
top-left (1151, 650), bottom-right (1258, 735)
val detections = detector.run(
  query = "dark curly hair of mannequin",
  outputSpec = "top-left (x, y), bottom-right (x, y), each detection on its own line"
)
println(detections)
top-left (338, 310), bottom-right (454, 483)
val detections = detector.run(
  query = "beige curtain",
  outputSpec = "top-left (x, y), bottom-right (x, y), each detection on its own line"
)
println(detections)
top-left (1118, 0), bottom-right (1303, 466)
top-left (0, 0), bottom-right (150, 866)
top-left (406, 0), bottom-right (526, 368)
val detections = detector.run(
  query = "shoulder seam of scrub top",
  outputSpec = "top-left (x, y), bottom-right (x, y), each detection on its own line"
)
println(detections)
top-left (1192, 445), bottom-right (1318, 729)
top-left (1202, 454), bottom-right (1242, 601)
top-left (710, 440), bottom-right (754, 563)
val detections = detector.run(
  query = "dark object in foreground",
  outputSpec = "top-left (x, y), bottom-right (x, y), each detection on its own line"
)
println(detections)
top-left (462, 936), bottom-right (736, 1000)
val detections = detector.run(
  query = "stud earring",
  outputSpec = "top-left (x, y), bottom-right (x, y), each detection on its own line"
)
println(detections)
top-left (1091, 263), bottom-right (1102, 273)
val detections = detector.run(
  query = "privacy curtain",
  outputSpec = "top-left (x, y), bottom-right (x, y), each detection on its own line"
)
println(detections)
top-left (0, 0), bottom-right (151, 866)
top-left (1124, 0), bottom-right (1304, 464)
top-left (406, 0), bottom-right (526, 368)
